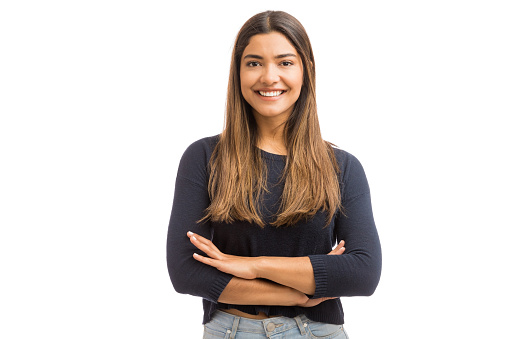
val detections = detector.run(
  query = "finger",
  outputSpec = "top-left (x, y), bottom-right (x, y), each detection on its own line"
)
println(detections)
top-left (187, 231), bottom-right (206, 241)
top-left (329, 247), bottom-right (344, 256)
top-left (322, 297), bottom-right (338, 301)
top-left (188, 232), bottom-right (217, 249)
top-left (301, 296), bottom-right (338, 307)
top-left (189, 234), bottom-right (214, 255)
top-left (328, 240), bottom-right (344, 250)
top-left (192, 252), bottom-right (219, 268)
top-left (329, 245), bottom-right (341, 254)
top-left (187, 231), bottom-right (211, 248)
top-left (188, 232), bottom-right (210, 250)
top-left (328, 242), bottom-right (346, 255)
top-left (188, 232), bottom-right (223, 259)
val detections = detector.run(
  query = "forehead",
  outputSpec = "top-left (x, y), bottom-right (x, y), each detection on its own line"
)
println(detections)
top-left (242, 32), bottom-right (299, 57)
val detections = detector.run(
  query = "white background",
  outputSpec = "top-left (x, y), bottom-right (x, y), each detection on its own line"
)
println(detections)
top-left (1, 1), bottom-right (508, 338)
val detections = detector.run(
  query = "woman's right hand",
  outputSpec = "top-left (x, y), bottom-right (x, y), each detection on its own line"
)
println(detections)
top-left (297, 296), bottom-right (337, 307)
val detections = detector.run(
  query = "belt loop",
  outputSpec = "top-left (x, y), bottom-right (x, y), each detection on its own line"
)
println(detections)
top-left (294, 315), bottom-right (307, 336)
top-left (230, 316), bottom-right (240, 338)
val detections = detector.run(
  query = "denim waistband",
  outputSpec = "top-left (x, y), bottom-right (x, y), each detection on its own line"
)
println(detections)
top-left (209, 310), bottom-right (309, 337)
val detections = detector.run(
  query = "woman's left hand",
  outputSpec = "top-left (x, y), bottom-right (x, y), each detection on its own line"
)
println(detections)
top-left (187, 231), bottom-right (259, 280)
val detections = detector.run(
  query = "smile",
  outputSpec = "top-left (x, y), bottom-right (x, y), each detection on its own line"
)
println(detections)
top-left (257, 90), bottom-right (285, 97)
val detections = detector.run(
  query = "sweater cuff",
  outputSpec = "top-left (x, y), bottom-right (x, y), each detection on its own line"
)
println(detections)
top-left (308, 255), bottom-right (328, 299)
top-left (207, 273), bottom-right (234, 303)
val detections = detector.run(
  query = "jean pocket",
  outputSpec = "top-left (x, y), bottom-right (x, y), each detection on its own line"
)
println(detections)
top-left (306, 321), bottom-right (346, 339)
top-left (203, 323), bottom-right (230, 339)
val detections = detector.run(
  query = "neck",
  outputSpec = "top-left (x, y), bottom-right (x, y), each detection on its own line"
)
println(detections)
top-left (253, 115), bottom-right (287, 155)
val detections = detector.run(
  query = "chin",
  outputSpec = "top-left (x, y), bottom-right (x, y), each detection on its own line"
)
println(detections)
top-left (253, 107), bottom-right (292, 118)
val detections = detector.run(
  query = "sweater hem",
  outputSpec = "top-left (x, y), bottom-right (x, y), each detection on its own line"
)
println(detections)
top-left (203, 301), bottom-right (344, 325)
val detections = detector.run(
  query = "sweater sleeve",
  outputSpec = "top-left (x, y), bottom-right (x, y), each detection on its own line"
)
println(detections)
top-left (308, 152), bottom-right (382, 298)
top-left (166, 139), bottom-right (233, 302)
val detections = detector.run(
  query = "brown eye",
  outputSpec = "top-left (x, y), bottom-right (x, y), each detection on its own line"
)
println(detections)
top-left (247, 61), bottom-right (261, 67)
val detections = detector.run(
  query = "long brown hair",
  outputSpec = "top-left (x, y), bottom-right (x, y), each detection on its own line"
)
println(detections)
top-left (203, 10), bottom-right (341, 227)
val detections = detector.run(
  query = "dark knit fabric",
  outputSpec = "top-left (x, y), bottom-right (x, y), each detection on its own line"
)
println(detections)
top-left (167, 135), bottom-right (382, 325)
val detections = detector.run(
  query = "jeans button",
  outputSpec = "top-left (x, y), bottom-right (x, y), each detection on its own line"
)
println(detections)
top-left (266, 322), bottom-right (276, 332)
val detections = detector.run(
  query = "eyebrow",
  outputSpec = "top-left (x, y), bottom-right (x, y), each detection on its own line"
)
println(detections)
top-left (243, 53), bottom-right (297, 60)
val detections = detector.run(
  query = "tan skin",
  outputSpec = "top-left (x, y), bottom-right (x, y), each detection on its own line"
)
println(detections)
top-left (189, 33), bottom-right (346, 319)
top-left (239, 32), bottom-right (304, 155)
top-left (188, 232), bottom-right (345, 318)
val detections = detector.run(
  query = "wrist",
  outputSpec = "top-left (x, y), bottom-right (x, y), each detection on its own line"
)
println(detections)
top-left (294, 291), bottom-right (309, 306)
top-left (281, 285), bottom-right (308, 306)
top-left (272, 284), bottom-right (307, 307)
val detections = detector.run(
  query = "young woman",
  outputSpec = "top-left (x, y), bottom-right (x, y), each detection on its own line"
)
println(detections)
top-left (167, 10), bottom-right (382, 338)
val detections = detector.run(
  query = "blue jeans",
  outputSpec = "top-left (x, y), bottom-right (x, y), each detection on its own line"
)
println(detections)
top-left (203, 310), bottom-right (349, 338)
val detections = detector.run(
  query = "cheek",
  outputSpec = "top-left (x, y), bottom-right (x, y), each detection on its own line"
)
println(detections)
top-left (240, 76), bottom-right (257, 102)
top-left (239, 82), bottom-right (250, 102)
top-left (290, 77), bottom-right (303, 98)
top-left (293, 73), bottom-right (304, 92)
top-left (239, 73), bottom-right (249, 95)
top-left (289, 77), bottom-right (304, 105)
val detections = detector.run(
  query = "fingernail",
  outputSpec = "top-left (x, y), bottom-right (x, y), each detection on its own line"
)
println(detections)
top-left (192, 236), bottom-right (197, 240)
top-left (188, 231), bottom-right (194, 235)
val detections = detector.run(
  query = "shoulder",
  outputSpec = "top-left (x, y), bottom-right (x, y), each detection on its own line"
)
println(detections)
top-left (180, 135), bottom-right (219, 163)
top-left (331, 147), bottom-right (364, 177)
top-left (176, 135), bottom-right (220, 185)
top-left (331, 146), bottom-right (371, 200)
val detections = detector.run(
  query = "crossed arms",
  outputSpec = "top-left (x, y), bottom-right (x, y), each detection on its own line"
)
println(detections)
top-left (167, 141), bottom-right (381, 308)
top-left (187, 231), bottom-right (345, 307)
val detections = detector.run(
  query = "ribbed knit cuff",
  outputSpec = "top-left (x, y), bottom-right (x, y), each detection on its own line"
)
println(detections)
top-left (308, 255), bottom-right (328, 299)
top-left (207, 273), bottom-right (234, 303)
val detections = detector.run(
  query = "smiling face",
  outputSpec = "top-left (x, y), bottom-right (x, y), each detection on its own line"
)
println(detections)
top-left (240, 32), bottom-right (304, 125)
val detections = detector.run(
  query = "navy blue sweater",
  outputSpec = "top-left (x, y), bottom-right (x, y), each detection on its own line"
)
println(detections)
top-left (167, 136), bottom-right (382, 325)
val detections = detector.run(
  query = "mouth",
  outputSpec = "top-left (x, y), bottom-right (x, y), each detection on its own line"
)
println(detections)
top-left (257, 90), bottom-right (286, 97)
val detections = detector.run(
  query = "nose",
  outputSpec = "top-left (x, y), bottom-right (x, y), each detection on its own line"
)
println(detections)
top-left (260, 64), bottom-right (280, 85)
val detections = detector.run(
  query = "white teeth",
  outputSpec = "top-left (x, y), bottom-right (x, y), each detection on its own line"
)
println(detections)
top-left (258, 90), bottom-right (284, 97)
